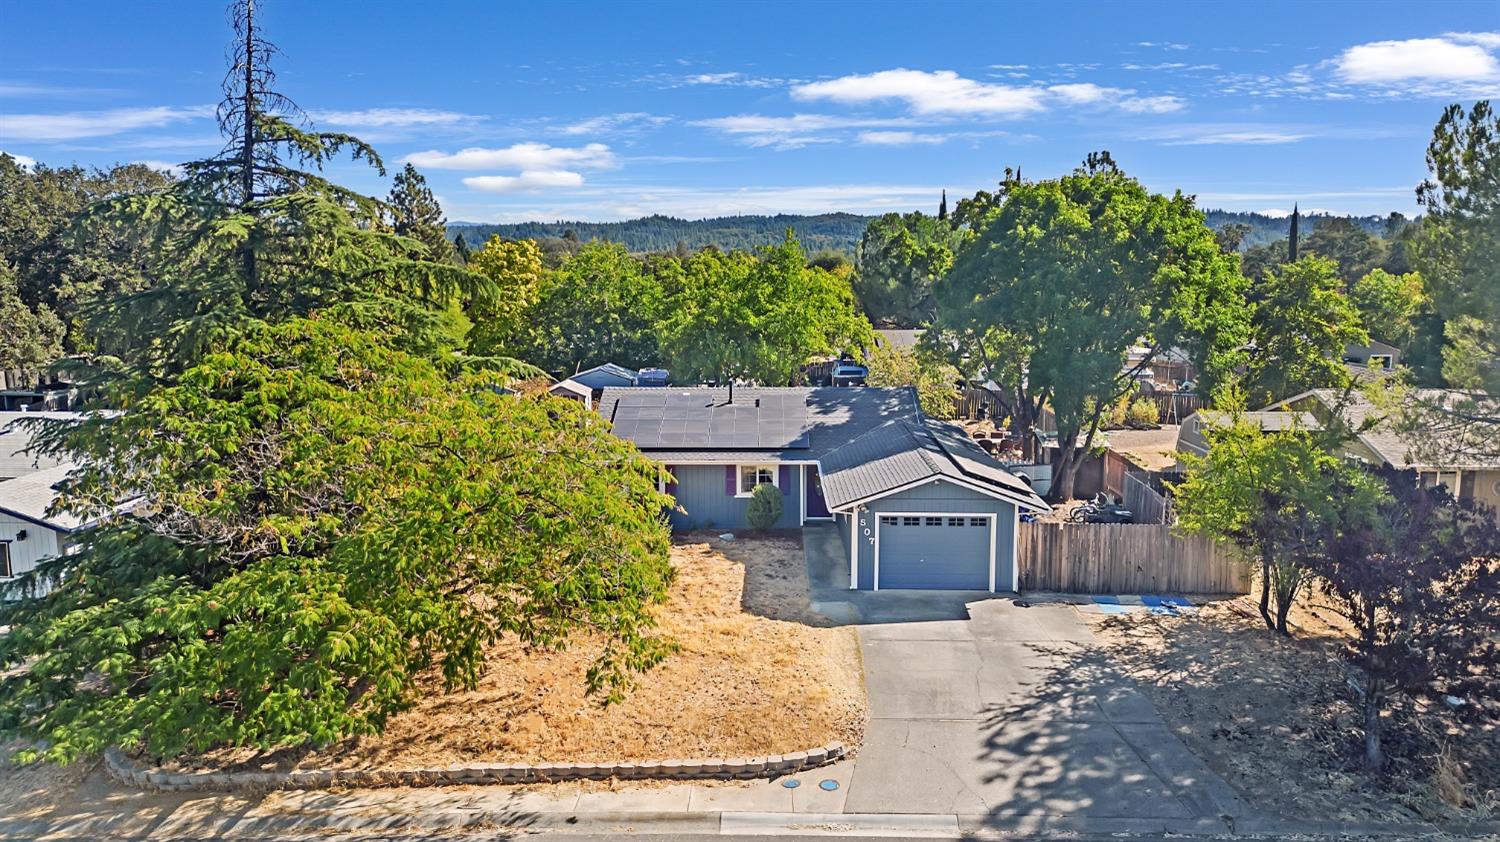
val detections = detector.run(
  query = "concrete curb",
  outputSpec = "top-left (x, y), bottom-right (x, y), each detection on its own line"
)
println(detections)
top-left (102, 741), bottom-right (847, 793)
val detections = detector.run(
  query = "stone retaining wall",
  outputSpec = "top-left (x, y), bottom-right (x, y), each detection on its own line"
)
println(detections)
top-left (104, 742), bottom-right (847, 792)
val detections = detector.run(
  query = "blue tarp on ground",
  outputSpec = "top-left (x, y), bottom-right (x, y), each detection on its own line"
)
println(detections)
top-left (1140, 595), bottom-right (1196, 615)
top-left (1089, 595), bottom-right (1132, 614)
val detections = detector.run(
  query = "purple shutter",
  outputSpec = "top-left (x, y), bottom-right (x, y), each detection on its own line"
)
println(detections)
top-left (725, 465), bottom-right (737, 496)
top-left (665, 466), bottom-right (678, 496)
top-left (779, 465), bottom-right (791, 496)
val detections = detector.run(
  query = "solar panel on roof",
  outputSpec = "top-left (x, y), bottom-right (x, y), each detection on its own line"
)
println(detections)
top-left (607, 389), bottom-right (811, 450)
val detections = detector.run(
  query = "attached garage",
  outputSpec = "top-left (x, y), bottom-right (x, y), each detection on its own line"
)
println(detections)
top-left (819, 417), bottom-right (1048, 592)
top-left (875, 513), bottom-right (994, 590)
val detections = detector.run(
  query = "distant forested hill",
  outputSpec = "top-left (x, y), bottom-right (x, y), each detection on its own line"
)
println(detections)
top-left (448, 209), bottom-right (1404, 254)
top-left (1201, 210), bottom-right (1398, 248)
top-left (448, 213), bottom-right (873, 254)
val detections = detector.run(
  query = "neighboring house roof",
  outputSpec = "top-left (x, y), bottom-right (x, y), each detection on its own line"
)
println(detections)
top-left (598, 386), bottom-right (1048, 512)
top-left (548, 379), bottom-right (592, 399)
top-left (1261, 389), bottom-right (1499, 471)
top-left (0, 463), bottom-right (116, 532)
top-left (0, 411), bottom-right (76, 480)
top-left (1175, 409), bottom-right (1320, 459)
top-left (873, 329), bottom-right (925, 350)
top-left (570, 363), bottom-right (638, 391)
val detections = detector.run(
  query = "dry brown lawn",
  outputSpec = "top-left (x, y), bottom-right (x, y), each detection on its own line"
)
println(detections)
top-left (1089, 595), bottom-right (1499, 824)
top-left (179, 533), bottom-right (864, 772)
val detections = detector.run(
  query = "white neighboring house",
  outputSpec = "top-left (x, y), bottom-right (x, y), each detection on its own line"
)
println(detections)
top-left (0, 465), bottom-right (90, 585)
top-left (0, 462), bottom-right (139, 593)
top-left (0, 411), bottom-right (73, 480)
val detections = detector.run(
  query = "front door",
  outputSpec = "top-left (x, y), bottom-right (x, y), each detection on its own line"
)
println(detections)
top-left (805, 466), bottom-right (832, 518)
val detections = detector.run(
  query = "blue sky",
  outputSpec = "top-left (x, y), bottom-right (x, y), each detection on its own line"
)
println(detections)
top-left (2, 1), bottom-right (1498, 222)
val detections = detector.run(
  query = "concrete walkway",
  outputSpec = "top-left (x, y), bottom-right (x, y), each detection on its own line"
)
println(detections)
top-left (799, 522), bottom-right (1250, 822)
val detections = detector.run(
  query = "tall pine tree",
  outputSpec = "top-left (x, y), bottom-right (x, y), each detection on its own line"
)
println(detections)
top-left (71, 0), bottom-right (489, 374)
top-left (388, 163), bottom-right (455, 263)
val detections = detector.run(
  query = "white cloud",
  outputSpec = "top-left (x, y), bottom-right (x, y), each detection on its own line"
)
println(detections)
top-left (403, 142), bottom-right (616, 171)
top-left (1049, 83), bottom-right (1185, 113)
top-left (0, 105), bottom-right (213, 141)
top-left (1334, 37), bottom-right (1500, 83)
top-left (791, 70), bottom-right (1183, 119)
top-left (1256, 207), bottom-right (1338, 218)
top-left (1048, 83), bottom-right (1119, 104)
top-left (561, 112), bottom-right (669, 135)
top-left (2, 151), bottom-right (36, 167)
top-left (1118, 95), bottom-right (1186, 113)
top-left (689, 72), bottom-right (742, 84)
top-left (1135, 123), bottom-right (1318, 145)
top-left (310, 108), bottom-right (480, 128)
top-left (134, 159), bottom-right (185, 176)
top-left (692, 113), bottom-right (920, 149)
top-left (463, 170), bottom-right (585, 193)
top-left (1446, 31), bottom-right (1500, 49)
top-left (1137, 41), bottom-right (1190, 51)
top-left (857, 130), bottom-right (947, 146)
top-left (793, 69), bottom-right (1048, 116)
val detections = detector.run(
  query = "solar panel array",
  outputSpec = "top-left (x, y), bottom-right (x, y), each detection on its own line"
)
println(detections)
top-left (609, 390), bottom-right (810, 449)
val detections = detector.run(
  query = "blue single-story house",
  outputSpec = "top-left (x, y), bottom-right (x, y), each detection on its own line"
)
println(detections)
top-left (570, 363), bottom-right (640, 392)
top-left (596, 386), bottom-right (1049, 591)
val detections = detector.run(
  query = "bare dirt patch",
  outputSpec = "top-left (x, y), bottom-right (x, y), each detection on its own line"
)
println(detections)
top-left (1088, 597), bottom-right (1499, 824)
top-left (1103, 425), bottom-right (1182, 471)
top-left (175, 533), bottom-right (864, 772)
top-left (0, 741), bottom-right (96, 818)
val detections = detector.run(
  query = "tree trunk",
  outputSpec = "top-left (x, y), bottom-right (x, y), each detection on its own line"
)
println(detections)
top-left (240, 0), bottom-right (259, 303)
top-left (1271, 561), bottom-right (1299, 636)
top-left (1257, 554), bottom-right (1275, 632)
top-left (1051, 442), bottom-right (1079, 502)
top-left (1362, 675), bottom-right (1385, 772)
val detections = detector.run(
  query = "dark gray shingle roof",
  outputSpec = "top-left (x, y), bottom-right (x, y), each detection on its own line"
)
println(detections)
top-left (818, 418), bottom-right (1047, 511)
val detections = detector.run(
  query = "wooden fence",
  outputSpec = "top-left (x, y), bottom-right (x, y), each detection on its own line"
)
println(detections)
top-left (1121, 471), bottom-right (1171, 524)
top-left (1017, 522), bottom-right (1247, 594)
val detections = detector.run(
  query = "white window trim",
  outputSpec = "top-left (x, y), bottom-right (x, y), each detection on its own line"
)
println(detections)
top-left (735, 464), bottom-right (779, 498)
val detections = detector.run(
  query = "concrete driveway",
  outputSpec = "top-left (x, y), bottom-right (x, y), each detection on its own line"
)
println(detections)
top-left (803, 524), bottom-right (1250, 822)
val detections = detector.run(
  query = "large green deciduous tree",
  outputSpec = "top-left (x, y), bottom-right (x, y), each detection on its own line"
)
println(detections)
top-left (0, 259), bottom-right (63, 372)
top-left (934, 156), bottom-right (1248, 499)
top-left (0, 319), bottom-right (675, 762)
top-left (865, 343), bottom-right (959, 419)
top-left (662, 234), bottom-right (871, 385)
top-left (0, 154), bottom-right (174, 355)
top-left (1349, 268), bottom-right (1427, 346)
top-left (464, 236), bottom-right (544, 357)
top-left (853, 212), bottom-right (963, 327)
top-left (1244, 256), bottom-right (1368, 408)
top-left (1303, 217), bottom-right (1386, 287)
top-left (520, 241), bottom-right (665, 375)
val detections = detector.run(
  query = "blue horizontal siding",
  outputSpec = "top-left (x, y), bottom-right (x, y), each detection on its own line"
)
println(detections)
top-left (663, 463), bottom-right (802, 531)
